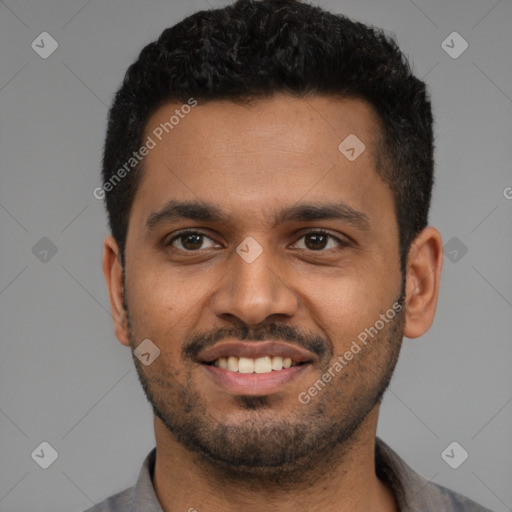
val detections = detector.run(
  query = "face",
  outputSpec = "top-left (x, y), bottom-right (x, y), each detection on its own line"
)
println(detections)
top-left (117, 94), bottom-right (407, 479)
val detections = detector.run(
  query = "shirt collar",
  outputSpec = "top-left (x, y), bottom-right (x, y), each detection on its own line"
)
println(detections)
top-left (130, 437), bottom-right (445, 512)
top-left (130, 447), bottom-right (163, 512)
top-left (375, 437), bottom-right (431, 510)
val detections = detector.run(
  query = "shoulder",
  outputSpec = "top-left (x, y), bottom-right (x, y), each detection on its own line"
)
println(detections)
top-left (80, 447), bottom-right (160, 512)
top-left (375, 438), bottom-right (494, 512)
top-left (421, 480), bottom-right (495, 512)
top-left (81, 487), bottom-right (133, 512)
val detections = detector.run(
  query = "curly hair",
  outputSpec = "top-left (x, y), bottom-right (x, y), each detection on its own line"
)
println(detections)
top-left (101, 0), bottom-right (434, 272)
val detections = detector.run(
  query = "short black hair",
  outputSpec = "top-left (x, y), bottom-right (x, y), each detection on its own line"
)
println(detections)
top-left (101, 0), bottom-right (434, 272)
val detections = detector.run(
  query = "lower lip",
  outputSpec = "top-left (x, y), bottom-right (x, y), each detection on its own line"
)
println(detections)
top-left (201, 363), bottom-right (311, 395)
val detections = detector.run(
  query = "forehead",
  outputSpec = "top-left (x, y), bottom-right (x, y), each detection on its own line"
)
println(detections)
top-left (144, 94), bottom-right (381, 165)
top-left (130, 94), bottom-right (394, 235)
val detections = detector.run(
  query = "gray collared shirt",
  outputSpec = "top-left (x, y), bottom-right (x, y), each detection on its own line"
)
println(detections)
top-left (83, 437), bottom-right (493, 512)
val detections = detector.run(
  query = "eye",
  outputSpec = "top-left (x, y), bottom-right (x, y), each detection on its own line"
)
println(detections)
top-left (293, 230), bottom-right (347, 251)
top-left (167, 230), bottom-right (219, 251)
top-left (165, 229), bottom-right (348, 253)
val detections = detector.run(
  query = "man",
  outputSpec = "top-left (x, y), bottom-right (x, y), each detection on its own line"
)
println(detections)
top-left (91, 0), bottom-right (492, 510)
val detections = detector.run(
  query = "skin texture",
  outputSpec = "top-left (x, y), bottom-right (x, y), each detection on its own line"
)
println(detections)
top-left (103, 94), bottom-right (443, 512)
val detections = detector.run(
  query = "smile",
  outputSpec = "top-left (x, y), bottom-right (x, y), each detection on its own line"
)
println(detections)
top-left (197, 341), bottom-right (315, 395)
top-left (208, 355), bottom-right (303, 373)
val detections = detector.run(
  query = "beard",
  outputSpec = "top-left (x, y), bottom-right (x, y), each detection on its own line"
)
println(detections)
top-left (125, 285), bottom-right (405, 485)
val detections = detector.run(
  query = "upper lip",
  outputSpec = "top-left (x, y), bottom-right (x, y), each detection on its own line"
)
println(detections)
top-left (196, 341), bottom-right (316, 364)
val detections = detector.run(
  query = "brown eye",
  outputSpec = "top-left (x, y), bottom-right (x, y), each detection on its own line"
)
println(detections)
top-left (304, 233), bottom-right (329, 250)
top-left (178, 233), bottom-right (203, 250)
top-left (168, 231), bottom-right (217, 251)
top-left (294, 231), bottom-right (346, 251)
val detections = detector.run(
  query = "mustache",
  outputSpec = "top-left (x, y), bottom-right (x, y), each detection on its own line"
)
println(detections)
top-left (182, 323), bottom-right (330, 361)
top-left (181, 290), bottom-right (406, 363)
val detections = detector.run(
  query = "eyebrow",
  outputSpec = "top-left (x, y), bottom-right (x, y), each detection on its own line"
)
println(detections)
top-left (145, 200), bottom-right (370, 232)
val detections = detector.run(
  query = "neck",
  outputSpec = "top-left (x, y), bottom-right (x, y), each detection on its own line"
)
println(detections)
top-left (152, 407), bottom-right (397, 512)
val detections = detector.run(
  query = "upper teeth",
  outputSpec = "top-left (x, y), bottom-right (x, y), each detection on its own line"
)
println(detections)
top-left (213, 356), bottom-right (294, 373)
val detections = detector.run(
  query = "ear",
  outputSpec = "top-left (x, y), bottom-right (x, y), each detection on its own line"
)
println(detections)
top-left (102, 236), bottom-right (130, 347)
top-left (403, 226), bottom-right (443, 339)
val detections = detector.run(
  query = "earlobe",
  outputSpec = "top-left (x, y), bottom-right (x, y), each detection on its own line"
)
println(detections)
top-left (403, 227), bottom-right (444, 339)
top-left (102, 236), bottom-right (131, 347)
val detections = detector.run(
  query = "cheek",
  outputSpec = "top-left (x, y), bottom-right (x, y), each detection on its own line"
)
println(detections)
top-left (130, 263), bottom-right (188, 309)
top-left (304, 269), bottom-right (394, 349)
top-left (126, 265), bottom-right (212, 341)
top-left (125, 267), bottom-right (176, 334)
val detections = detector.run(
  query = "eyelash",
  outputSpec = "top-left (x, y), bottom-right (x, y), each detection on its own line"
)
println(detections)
top-left (165, 229), bottom-right (349, 253)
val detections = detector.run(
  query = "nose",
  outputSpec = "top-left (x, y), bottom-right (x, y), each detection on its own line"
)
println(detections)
top-left (210, 243), bottom-right (299, 325)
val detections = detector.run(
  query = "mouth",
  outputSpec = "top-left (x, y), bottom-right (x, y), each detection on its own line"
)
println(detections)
top-left (209, 354), bottom-right (306, 372)
top-left (196, 341), bottom-right (315, 395)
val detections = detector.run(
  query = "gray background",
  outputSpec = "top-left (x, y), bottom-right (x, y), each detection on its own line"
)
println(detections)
top-left (1, 0), bottom-right (511, 511)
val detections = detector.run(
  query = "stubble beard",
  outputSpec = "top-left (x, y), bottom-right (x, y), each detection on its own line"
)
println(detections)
top-left (124, 285), bottom-right (405, 486)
